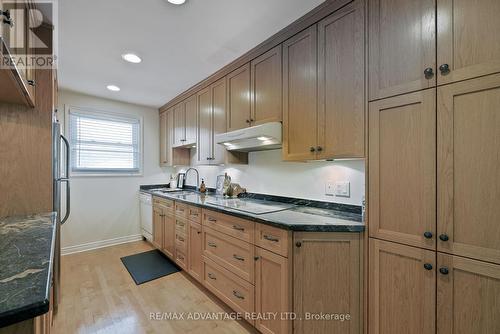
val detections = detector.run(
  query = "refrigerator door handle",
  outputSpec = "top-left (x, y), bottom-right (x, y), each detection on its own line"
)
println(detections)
top-left (60, 135), bottom-right (71, 225)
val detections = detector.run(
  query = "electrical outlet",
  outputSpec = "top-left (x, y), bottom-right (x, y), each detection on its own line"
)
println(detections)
top-left (325, 182), bottom-right (335, 196)
top-left (334, 181), bottom-right (350, 197)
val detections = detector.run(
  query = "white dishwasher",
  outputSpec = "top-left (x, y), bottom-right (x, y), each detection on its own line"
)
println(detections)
top-left (139, 192), bottom-right (153, 242)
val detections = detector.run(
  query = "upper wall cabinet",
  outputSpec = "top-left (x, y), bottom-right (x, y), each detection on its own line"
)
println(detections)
top-left (173, 103), bottom-right (185, 147)
top-left (226, 64), bottom-right (251, 132)
top-left (159, 111), bottom-right (169, 166)
top-left (159, 108), bottom-right (190, 167)
top-left (437, 0), bottom-right (500, 85)
top-left (173, 94), bottom-right (197, 147)
top-left (250, 45), bottom-right (283, 125)
top-left (368, 0), bottom-right (436, 101)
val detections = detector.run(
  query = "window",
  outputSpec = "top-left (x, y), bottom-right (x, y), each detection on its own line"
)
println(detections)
top-left (69, 108), bottom-right (142, 175)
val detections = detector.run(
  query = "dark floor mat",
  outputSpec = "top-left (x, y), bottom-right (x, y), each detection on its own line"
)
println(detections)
top-left (121, 249), bottom-right (180, 285)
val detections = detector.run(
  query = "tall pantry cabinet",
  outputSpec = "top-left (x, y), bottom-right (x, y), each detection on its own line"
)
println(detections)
top-left (368, 0), bottom-right (500, 333)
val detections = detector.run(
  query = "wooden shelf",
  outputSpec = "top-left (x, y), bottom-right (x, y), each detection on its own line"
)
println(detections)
top-left (0, 37), bottom-right (35, 107)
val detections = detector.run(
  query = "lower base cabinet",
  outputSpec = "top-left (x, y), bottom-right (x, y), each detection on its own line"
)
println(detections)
top-left (162, 213), bottom-right (175, 259)
top-left (188, 221), bottom-right (203, 282)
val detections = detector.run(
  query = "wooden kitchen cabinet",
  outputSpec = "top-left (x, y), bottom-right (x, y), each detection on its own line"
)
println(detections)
top-left (227, 63), bottom-right (251, 132)
top-left (159, 111), bottom-right (168, 166)
top-left (163, 212), bottom-right (175, 259)
top-left (437, 0), bottom-right (500, 85)
top-left (317, 0), bottom-right (364, 159)
top-left (188, 221), bottom-right (203, 282)
top-left (173, 95), bottom-right (197, 147)
top-left (250, 45), bottom-right (282, 125)
top-left (159, 109), bottom-right (190, 167)
top-left (368, 0), bottom-right (436, 100)
top-left (369, 239), bottom-right (436, 334)
top-left (437, 74), bottom-right (500, 265)
top-left (437, 253), bottom-right (500, 334)
top-left (152, 205), bottom-right (164, 249)
top-left (255, 247), bottom-right (291, 334)
top-left (369, 89), bottom-right (436, 250)
top-left (173, 102), bottom-right (185, 147)
top-left (282, 25), bottom-right (318, 161)
top-left (197, 86), bottom-right (212, 165)
top-left (294, 232), bottom-right (362, 334)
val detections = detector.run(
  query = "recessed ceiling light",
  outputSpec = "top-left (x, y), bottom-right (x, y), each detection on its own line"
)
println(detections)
top-left (167, 0), bottom-right (186, 4)
top-left (107, 85), bottom-right (120, 92)
top-left (122, 53), bottom-right (142, 64)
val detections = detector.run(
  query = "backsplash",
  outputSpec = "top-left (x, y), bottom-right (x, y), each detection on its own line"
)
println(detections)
top-left (174, 149), bottom-right (365, 206)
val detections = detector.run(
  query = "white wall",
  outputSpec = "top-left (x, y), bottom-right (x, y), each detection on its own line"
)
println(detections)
top-left (176, 150), bottom-right (365, 206)
top-left (58, 90), bottom-right (173, 253)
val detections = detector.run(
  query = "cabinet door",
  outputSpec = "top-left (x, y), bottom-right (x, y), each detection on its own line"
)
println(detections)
top-left (368, 0), bottom-right (436, 100)
top-left (437, 0), bottom-right (500, 85)
top-left (294, 232), bottom-right (361, 334)
top-left (184, 94), bottom-right (197, 145)
top-left (437, 253), bottom-right (500, 334)
top-left (250, 45), bottom-right (282, 125)
top-left (173, 103), bottom-right (185, 147)
top-left (255, 247), bottom-right (291, 334)
top-left (159, 112), bottom-right (168, 166)
top-left (227, 64), bottom-right (251, 131)
top-left (152, 206), bottom-right (163, 249)
top-left (369, 239), bottom-right (436, 334)
top-left (282, 25), bottom-right (318, 161)
top-left (196, 87), bottom-right (212, 165)
top-left (318, 0), bottom-right (365, 159)
top-left (437, 74), bottom-right (500, 264)
top-left (188, 221), bottom-right (203, 282)
top-left (369, 89), bottom-right (436, 250)
top-left (162, 212), bottom-right (175, 259)
top-left (211, 77), bottom-right (227, 164)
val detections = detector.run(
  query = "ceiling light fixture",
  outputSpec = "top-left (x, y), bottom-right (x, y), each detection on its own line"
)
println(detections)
top-left (121, 53), bottom-right (142, 64)
top-left (107, 85), bottom-right (120, 92)
top-left (167, 0), bottom-right (186, 4)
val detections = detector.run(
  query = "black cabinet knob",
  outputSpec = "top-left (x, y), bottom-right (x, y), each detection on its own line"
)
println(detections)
top-left (423, 231), bottom-right (433, 239)
top-left (316, 146), bottom-right (323, 152)
top-left (295, 241), bottom-right (302, 248)
top-left (310, 147), bottom-right (316, 152)
top-left (424, 67), bottom-right (434, 79)
top-left (439, 234), bottom-right (449, 242)
top-left (424, 263), bottom-right (433, 271)
top-left (245, 119), bottom-right (251, 123)
top-left (439, 267), bottom-right (449, 275)
top-left (27, 80), bottom-right (36, 86)
top-left (439, 64), bottom-right (450, 75)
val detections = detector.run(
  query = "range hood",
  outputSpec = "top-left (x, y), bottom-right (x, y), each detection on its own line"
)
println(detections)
top-left (215, 122), bottom-right (282, 152)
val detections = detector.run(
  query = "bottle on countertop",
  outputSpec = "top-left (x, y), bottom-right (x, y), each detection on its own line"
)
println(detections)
top-left (200, 179), bottom-right (207, 194)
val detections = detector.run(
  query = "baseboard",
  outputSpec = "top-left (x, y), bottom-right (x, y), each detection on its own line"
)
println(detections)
top-left (61, 234), bottom-right (144, 255)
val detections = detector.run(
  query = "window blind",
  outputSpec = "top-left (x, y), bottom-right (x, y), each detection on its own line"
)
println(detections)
top-left (69, 109), bottom-right (141, 174)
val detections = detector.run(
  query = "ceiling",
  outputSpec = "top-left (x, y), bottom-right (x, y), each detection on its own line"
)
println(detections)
top-left (58, 0), bottom-right (325, 108)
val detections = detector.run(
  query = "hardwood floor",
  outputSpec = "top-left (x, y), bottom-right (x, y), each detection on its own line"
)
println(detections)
top-left (53, 241), bottom-right (256, 334)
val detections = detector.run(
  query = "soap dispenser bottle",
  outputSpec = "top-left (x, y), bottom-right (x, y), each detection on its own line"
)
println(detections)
top-left (199, 179), bottom-right (207, 194)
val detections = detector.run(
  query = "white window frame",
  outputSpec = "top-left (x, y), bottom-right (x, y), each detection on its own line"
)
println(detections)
top-left (66, 106), bottom-right (144, 177)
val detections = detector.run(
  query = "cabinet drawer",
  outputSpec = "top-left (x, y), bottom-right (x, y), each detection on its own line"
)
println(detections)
top-left (153, 197), bottom-right (174, 211)
top-left (175, 248), bottom-right (188, 270)
top-left (203, 226), bottom-right (254, 284)
top-left (175, 231), bottom-right (188, 252)
top-left (202, 209), bottom-right (255, 243)
top-left (187, 205), bottom-right (202, 223)
top-left (175, 202), bottom-right (188, 219)
top-left (203, 256), bottom-right (255, 316)
top-left (255, 224), bottom-right (290, 257)
top-left (175, 218), bottom-right (188, 234)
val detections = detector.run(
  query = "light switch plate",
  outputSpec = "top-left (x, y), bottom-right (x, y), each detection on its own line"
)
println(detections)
top-left (325, 182), bottom-right (335, 196)
top-left (335, 181), bottom-right (350, 197)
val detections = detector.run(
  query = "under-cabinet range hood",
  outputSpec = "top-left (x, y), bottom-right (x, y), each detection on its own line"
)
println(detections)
top-left (215, 122), bottom-right (282, 152)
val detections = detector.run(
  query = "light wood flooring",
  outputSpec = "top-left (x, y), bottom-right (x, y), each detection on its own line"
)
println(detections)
top-left (52, 241), bottom-right (256, 334)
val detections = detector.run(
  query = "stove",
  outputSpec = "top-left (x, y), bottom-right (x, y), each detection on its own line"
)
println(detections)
top-left (205, 198), bottom-right (294, 215)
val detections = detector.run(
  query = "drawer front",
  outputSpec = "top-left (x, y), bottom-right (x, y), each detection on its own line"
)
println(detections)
top-left (175, 231), bottom-right (188, 252)
top-left (203, 256), bottom-right (255, 316)
top-left (203, 226), bottom-right (254, 283)
top-left (175, 217), bottom-right (188, 234)
top-left (175, 248), bottom-right (188, 270)
top-left (255, 224), bottom-right (290, 257)
top-left (202, 209), bottom-right (255, 243)
top-left (175, 202), bottom-right (188, 219)
top-left (187, 205), bottom-right (202, 223)
top-left (153, 197), bottom-right (174, 211)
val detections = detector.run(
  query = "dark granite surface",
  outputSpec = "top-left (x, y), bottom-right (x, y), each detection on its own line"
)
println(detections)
top-left (140, 185), bottom-right (364, 232)
top-left (0, 213), bottom-right (56, 328)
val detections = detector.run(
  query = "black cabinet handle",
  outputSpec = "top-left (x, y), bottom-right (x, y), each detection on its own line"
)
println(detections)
top-left (423, 231), bottom-right (433, 239)
top-left (295, 241), bottom-right (302, 248)
top-left (254, 256), bottom-right (260, 261)
top-left (233, 254), bottom-right (245, 261)
top-left (310, 147), bottom-right (316, 152)
top-left (316, 146), bottom-right (323, 152)
top-left (245, 119), bottom-right (251, 123)
top-left (263, 235), bottom-right (279, 242)
top-left (27, 80), bottom-right (36, 86)
top-left (439, 234), bottom-right (449, 242)
top-left (424, 263), bottom-right (433, 271)
top-left (439, 267), bottom-right (449, 275)
top-left (439, 64), bottom-right (450, 75)
top-left (208, 241), bottom-right (217, 248)
top-left (208, 273), bottom-right (216, 280)
top-left (424, 67), bottom-right (434, 79)
top-left (232, 225), bottom-right (245, 231)
top-left (232, 290), bottom-right (245, 300)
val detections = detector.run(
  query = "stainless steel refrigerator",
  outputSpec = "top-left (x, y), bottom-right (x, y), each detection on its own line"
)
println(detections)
top-left (52, 117), bottom-right (70, 314)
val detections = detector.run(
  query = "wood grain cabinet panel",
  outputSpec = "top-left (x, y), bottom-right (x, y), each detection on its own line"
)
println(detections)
top-left (227, 64), bottom-right (251, 131)
top-left (368, 0), bottom-right (436, 100)
top-left (437, 253), bottom-right (500, 334)
top-left (369, 89), bottom-right (436, 250)
top-left (282, 25), bottom-right (318, 161)
top-left (255, 247), bottom-right (291, 334)
top-left (184, 94), bottom-right (197, 145)
top-left (162, 212), bottom-right (175, 260)
top-left (369, 239), bottom-right (436, 334)
top-left (250, 45), bottom-right (283, 125)
top-left (318, 0), bottom-right (365, 159)
top-left (173, 102), bottom-right (185, 147)
top-left (196, 86), bottom-right (212, 164)
top-left (437, 74), bottom-right (500, 264)
top-left (294, 232), bottom-right (362, 334)
top-left (152, 205), bottom-right (163, 249)
top-left (211, 77), bottom-right (227, 164)
top-left (437, 0), bottom-right (500, 85)
top-left (188, 221), bottom-right (203, 283)
top-left (159, 111), bottom-right (168, 166)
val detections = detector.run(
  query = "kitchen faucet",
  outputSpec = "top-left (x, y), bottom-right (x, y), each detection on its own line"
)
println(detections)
top-left (185, 168), bottom-right (200, 191)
